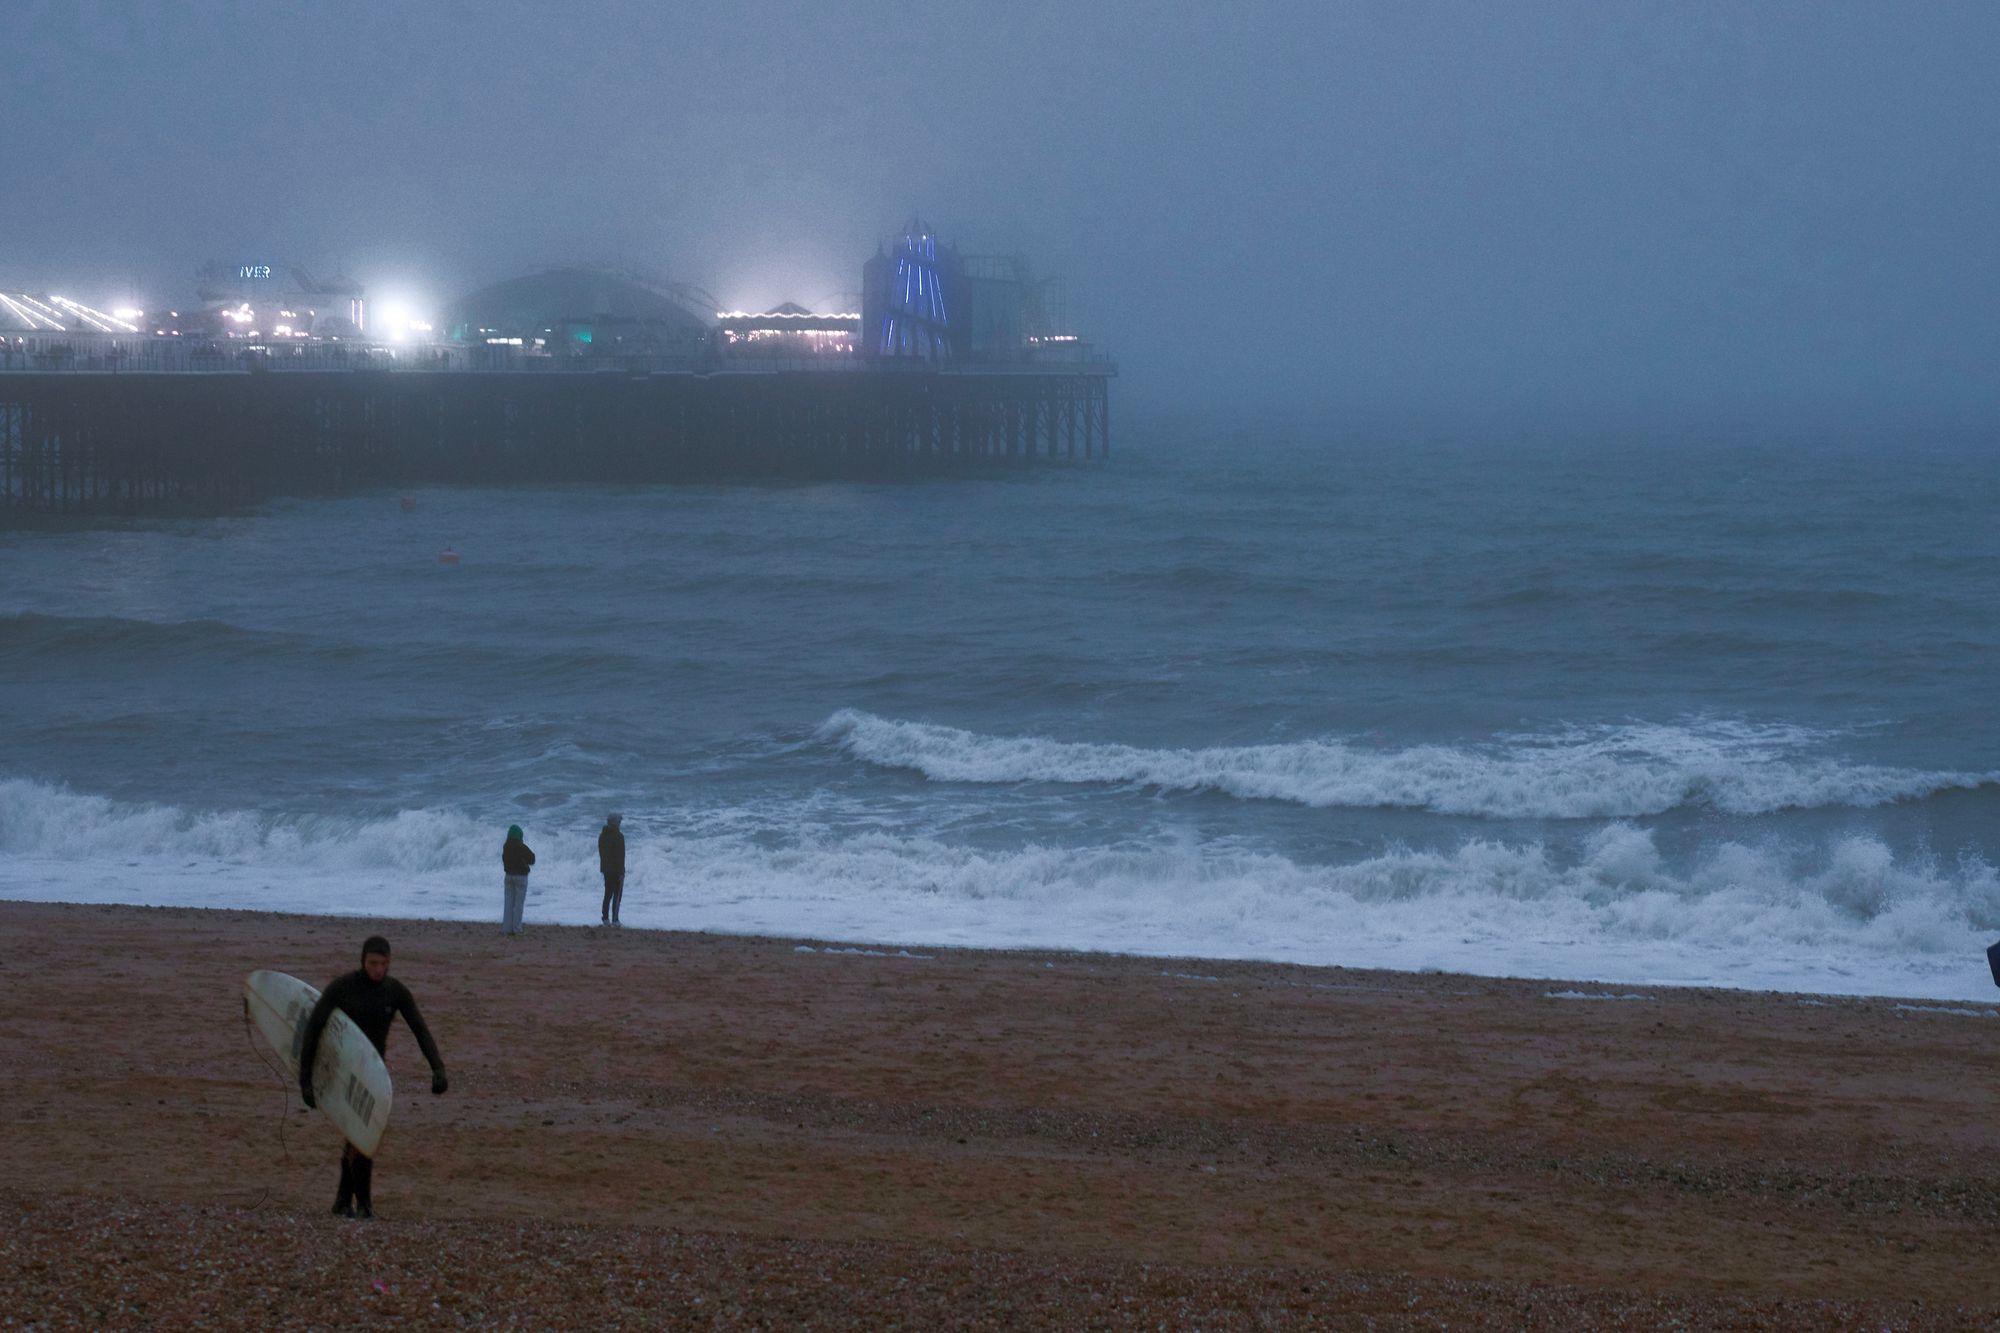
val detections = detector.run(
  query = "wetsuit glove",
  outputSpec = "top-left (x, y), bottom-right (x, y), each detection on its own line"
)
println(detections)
top-left (431, 1068), bottom-right (449, 1096)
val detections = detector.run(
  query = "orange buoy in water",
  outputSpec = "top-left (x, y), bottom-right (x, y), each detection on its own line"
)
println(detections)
top-left (438, 547), bottom-right (460, 565)
top-left (399, 496), bottom-right (416, 512)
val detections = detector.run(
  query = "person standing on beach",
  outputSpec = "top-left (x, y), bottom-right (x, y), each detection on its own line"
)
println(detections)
top-left (502, 824), bottom-right (535, 935)
top-left (298, 935), bottom-right (447, 1219)
top-left (598, 812), bottom-right (626, 926)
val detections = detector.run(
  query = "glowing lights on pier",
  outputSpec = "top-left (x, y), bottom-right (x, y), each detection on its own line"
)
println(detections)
top-left (715, 307), bottom-right (862, 356)
top-left (1, 232), bottom-right (1095, 370)
top-left (0, 293), bottom-right (63, 331)
top-left (0, 293), bottom-right (144, 334)
top-left (872, 220), bottom-right (952, 361)
top-left (376, 301), bottom-right (435, 343)
top-left (49, 297), bottom-right (140, 332)
top-left (714, 311), bottom-right (861, 321)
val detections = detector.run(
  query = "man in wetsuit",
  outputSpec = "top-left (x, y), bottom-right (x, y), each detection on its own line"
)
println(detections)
top-left (298, 935), bottom-right (448, 1219)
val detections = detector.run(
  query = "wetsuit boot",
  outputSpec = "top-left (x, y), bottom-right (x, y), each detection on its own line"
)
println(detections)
top-left (332, 1150), bottom-right (355, 1217)
top-left (352, 1151), bottom-right (374, 1218)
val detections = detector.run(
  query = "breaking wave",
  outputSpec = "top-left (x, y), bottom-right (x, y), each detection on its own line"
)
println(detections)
top-left (3, 777), bottom-right (1999, 1001)
top-left (817, 710), bottom-right (1997, 819)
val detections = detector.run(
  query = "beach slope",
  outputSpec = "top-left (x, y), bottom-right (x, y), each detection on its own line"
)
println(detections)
top-left (2, 901), bottom-right (1996, 1328)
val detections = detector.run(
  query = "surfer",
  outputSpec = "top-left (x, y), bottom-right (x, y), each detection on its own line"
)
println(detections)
top-left (502, 824), bottom-right (536, 935)
top-left (298, 935), bottom-right (448, 1219)
top-left (598, 812), bottom-right (625, 926)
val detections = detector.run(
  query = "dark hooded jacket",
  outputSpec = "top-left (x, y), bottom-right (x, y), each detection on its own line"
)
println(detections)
top-left (598, 823), bottom-right (625, 877)
top-left (502, 837), bottom-right (535, 876)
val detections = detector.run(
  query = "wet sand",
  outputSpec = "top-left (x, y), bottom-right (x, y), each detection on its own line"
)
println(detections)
top-left (3, 900), bottom-right (1997, 1328)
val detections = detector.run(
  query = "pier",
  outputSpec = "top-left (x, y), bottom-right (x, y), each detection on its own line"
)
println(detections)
top-left (0, 358), bottom-right (1112, 515)
top-left (1, 221), bottom-right (1114, 515)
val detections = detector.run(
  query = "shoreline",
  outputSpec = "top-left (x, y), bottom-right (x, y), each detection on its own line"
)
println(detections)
top-left (4, 886), bottom-right (1998, 1010)
top-left (6, 898), bottom-right (2000, 1326)
top-left (3, 880), bottom-right (2000, 1008)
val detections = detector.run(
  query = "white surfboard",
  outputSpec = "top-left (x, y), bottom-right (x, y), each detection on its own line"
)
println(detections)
top-left (243, 969), bottom-right (395, 1157)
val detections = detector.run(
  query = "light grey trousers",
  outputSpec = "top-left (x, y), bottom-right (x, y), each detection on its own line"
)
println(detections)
top-left (502, 874), bottom-right (529, 934)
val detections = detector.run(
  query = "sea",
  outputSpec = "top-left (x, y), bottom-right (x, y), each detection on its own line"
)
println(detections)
top-left (3, 423), bottom-right (1998, 1002)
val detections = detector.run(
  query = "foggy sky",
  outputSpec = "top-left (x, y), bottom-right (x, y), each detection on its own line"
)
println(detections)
top-left (5, 1), bottom-right (1997, 432)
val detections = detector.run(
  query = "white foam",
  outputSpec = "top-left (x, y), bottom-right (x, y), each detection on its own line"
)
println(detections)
top-left (796, 945), bottom-right (934, 959)
top-left (1546, 990), bottom-right (1653, 1001)
top-left (818, 710), bottom-right (1995, 819)
top-left (4, 778), bottom-right (1999, 1003)
top-left (1891, 1004), bottom-right (1995, 1017)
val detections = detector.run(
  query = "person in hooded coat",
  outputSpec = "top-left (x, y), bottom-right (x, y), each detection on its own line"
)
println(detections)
top-left (501, 825), bottom-right (535, 935)
top-left (598, 812), bottom-right (626, 925)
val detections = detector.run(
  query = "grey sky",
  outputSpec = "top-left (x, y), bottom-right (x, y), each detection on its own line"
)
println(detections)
top-left (4, 1), bottom-right (1996, 430)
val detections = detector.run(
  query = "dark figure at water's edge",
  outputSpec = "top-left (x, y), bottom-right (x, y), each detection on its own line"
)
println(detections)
top-left (299, 935), bottom-right (447, 1219)
top-left (599, 813), bottom-right (625, 925)
top-left (502, 825), bottom-right (535, 935)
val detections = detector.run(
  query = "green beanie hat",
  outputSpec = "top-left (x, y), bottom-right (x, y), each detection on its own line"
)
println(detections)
top-left (507, 825), bottom-right (523, 841)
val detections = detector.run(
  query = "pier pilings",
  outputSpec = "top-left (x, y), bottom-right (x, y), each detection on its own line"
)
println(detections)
top-left (0, 367), bottom-right (1111, 515)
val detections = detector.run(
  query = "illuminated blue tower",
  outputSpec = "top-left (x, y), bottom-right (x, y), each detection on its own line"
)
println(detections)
top-left (862, 218), bottom-right (955, 361)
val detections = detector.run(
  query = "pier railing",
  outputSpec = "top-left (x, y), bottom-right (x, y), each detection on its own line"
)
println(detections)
top-left (0, 340), bottom-right (1116, 379)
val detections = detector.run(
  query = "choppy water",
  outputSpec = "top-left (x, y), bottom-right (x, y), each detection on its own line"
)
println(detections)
top-left (4, 424), bottom-right (1998, 999)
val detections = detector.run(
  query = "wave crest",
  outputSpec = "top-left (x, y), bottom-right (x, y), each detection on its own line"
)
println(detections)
top-left (817, 710), bottom-right (1996, 819)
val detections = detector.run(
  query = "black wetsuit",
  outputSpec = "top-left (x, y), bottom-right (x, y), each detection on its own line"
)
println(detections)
top-left (302, 970), bottom-right (443, 1073)
top-left (299, 970), bottom-right (446, 1215)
